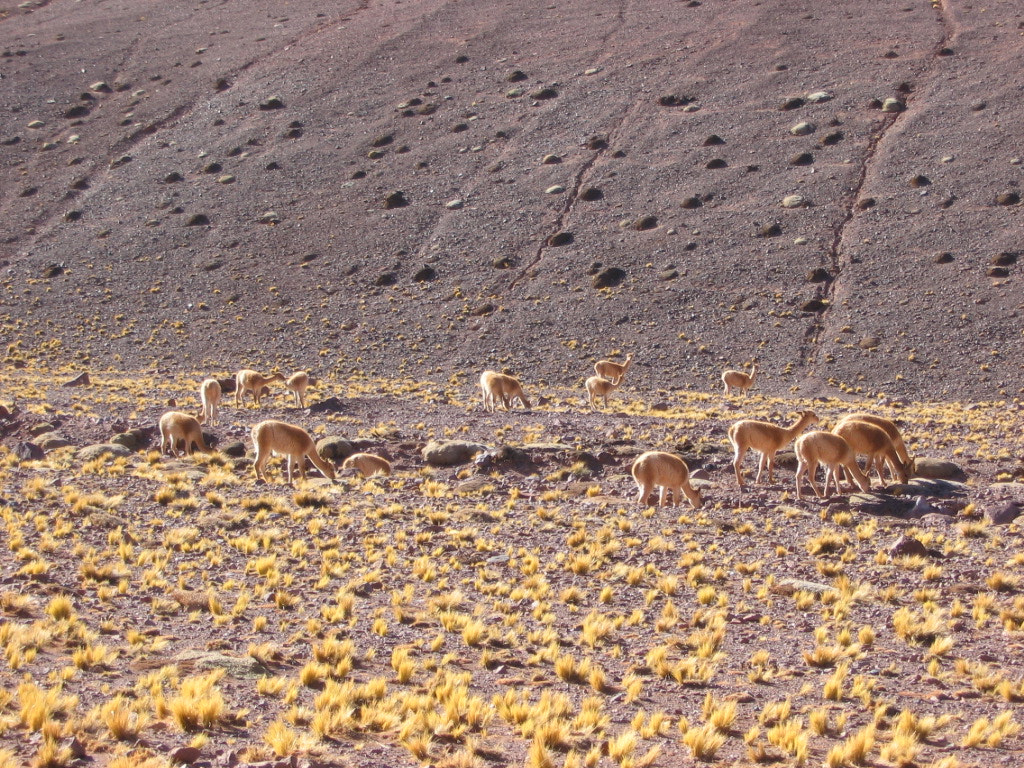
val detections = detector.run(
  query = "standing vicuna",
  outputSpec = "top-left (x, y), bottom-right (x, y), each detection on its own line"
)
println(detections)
top-left (286, 371), bottom-right (310, 409)
top-left (235, 369), bottom-right (286, 408)
top-left (631, 451), bottom-right (703, 509)
top-left (728, 410), bottom-right (819, 489)
top-left (834, 412), bottom-right (911, 468)
top-left (198, 378), bottom-right (222, 426)
top-left (159, 411), bottom-right (211, 458)
top-left (251, 420), bottom-right (336, 485)
top-left (479, 371), bottom-right (531, 412)
top-left (585, 375), bottom-right (619, 411)
top-left (831, 418), bottom-right (909, 484)
top-left (594, 354), bottom-right (633, 386)
top-left (794, 431), bottom-right (871, 500)
top-left (722, 363), bottom-right (757, 397)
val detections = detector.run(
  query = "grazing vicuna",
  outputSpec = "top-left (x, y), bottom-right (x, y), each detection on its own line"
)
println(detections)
top-left (594, 354), bottom-right (633, 386)
top-left (722, 363), bottom-right (757, 397)
top-left (794, 431), bottom-right (871, 500)
top-left (159, 411), bottom-right (210, 458)
top-left (585, 375), bottom-right (619, 411)
top-left (834, 412), bottom-right (911, 467)
top-left (286, 371), bottom-right (310, 409)
top-left (251, 419), bottom-right (336, 485)
top-left (831, 418), bottom-right (909, 484)
top-left (235, 369), bottom-right (285, 408)
top-left (198, 378), bottom-right (222, 426)
top-left (479, 371), bottom-right (531, 412)
top-left (728, 410), bottom-right (819, 488)
top-left (342, 453), bottom-right (392, 478)
top-left (631, 451), bottom-right (703, 509)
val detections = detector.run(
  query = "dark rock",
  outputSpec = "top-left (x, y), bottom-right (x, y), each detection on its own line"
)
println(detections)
top-left (632, 215), bottom-right (658, 231)
top-left (856, 197), bottom-right (876, 210)
top-left (934, 252), bottom-right (954, 264)
top-left (423, 440), bottom-right (487, 467)
top-left (780, 97), bottom-right (805, 110)
top-left (316, 436), bottom-right (355, 461)
top-left (909, 174), bottom-right (931, 187)
top-left (592, 267), bottom-right (626, 289)
top-left (186, 213), bottom-right (210, 226)
top-left (64, 372), bottom-right (90, 387)
top-left (370, 134), bottom-right (394, 147)
top-left (308, 397), bottom-right (346, 415)
top-left (800, 298), bottom-right (829, 313)
top-left (912, 457), bottom-right (965, 481)
top-left (258, 95), bottom-right (285, 110)
top-left (579, 187), bottom-right (603, 201)
top-left (703, 134), bottom-right (725, 145)
top-left (531, 87), bottom-right (558, 100)
top-left (492, 256), bottom-right (514, 269)
top-left (985, 502), bottom-right (1022, 526)
top-left (547, 231), bottom-right (574, 247)
top-left (888, 535), bottom-right (934, 558)
top-left (820, 131), bottom-right (844, 146)
top-left (995, 192), bottom-right (1020, 206)
top-left (756, 222), bottom-right (782, 238)
top-left (13, 442), bottom-right (44, 461)
top-left (63, 210), bottom-right (83, 222)
top-left (680, 196), bottom-right (703, 209)
top-left (806, 268), bottom-right (832, 283)
top-left (219, 441), bottom-right (247, 458)
top-left (412, 266), bottom-right (436, 282)
top-left (991, 251), bottom-right (1018, 266)
top-left (988, 266), bottom-right (1010, 278)
top-left (789, 152), bottom-right (814, 166)
top-left (203, 162), bottom-right (222, 174)
top-left (383, 191), bottom-right (408, 209)
top-left (163, 171), bottom-right (184, 183)
top-left (658, 94), bottom-right (693, 107)
top-left (374, 272), bottom-right (398, 287)
top-left (43, 264), bottom-right (65, 279)
top-left (506, 70), bottom-right (528, 82)
top-left (64, 105), bottom-right (91, 119)
top-left (705, 158), bottom-right (727, 169)
top-left (585, 136), bottom-right (608, 150)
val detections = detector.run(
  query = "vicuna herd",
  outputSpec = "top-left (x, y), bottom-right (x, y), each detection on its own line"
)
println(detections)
top-left (160, 360), bottom-right (916, 504)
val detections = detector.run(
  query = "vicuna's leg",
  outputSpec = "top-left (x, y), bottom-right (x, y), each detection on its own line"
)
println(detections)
top-left (658, 485), bottom-right (669, 508)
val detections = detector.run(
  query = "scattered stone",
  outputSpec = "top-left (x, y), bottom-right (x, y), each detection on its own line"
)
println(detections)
top-left (219, 441), bottom-right (247, 458)
top-left (203, 161), bottom-right (222, 174)
top-left (308, 397), bottom-right (345, 415)
top-left (934, 252), bottom-right (954, 264)
top-left (531, 87), bottom-right (558, 100)
top-left (186, 213), bottom-right (209, 226)
top-left (374, 272), bottom-right (398, 286)
top-left (90, 81), bottom-right (112, 93)
top-left (856, 197), bottom-right (876, 210)
top-left (592, 267), bottom-right (626, 289)
top-left (63, 105), bottom-right (90, 119)
top-left (756, 222), bottom-right (782, 238)
top-left (632, 215), bottom-right (658, 231)
top-left (985, 501), bottom-right (1022, 526)
top-left (413, 265), bottom-right (436, 282)
top-left (492, 256), bottom-right (514, 269)
top-left (217, 174), bottom-right (235, 184)
top-left (680, 196), bottom-right (703, 209)
top-left (585, 136), bottom-right (608, 150)
top-left (881, 97), bottom-right (905, 113)
top-left (779, 97), bottom-right (804, 111)
top-left (547, 231), bottom-right (574, 247)
top-left (789, 121), bottom-right (815, 136)
top-left (820, 130), bottom-right (844, 146)
top-left (383, 191), bottom-right (408, 209)
top-left (423, 440), bottom-right (487, 467)
top-left (173, 649), bottom-right (263, 677)
top-left (37, 433), bottom-right (73, 451)
top-left (806, 90), bottom-right (833, 103)
top-left (163, 171), bottom-right (183, 183)
top-left (658, 94), bottom-right (693, 107)
top-left (703, 134), bottom-right (725, 145)
top-left (859, 337), bottom-right (880, 350)
top-left (64, 372), bottom-right (90, 387)
top-left (789, 152), bottom-right (814, 166)
top-left (316, 436), bottom-right (355, 461)
top-left (888, 535), bottom-right (934, 558)
top-left (806, 267), bottom-right (832, 283)
top-left (782, 194), bottom-right (808, 208)
top-left (370, 134), bottom-right (393, 148)
top-left (110, 429), bottom-right (149, 451)
top-left (995, 192), bottom-right (1020, 206)
top-left (800, 298), bottom-right (828, 313)
top-left (912, 457), bottom-right (965, 481)
top-left (76, 443), bottom-right (132, 461)
top-left (971, 101), bottom-right (987, 111)
top-left (705, 158), bottom-right (727, 169)
top-left (909, 174), bottom-right (931, 187)
top-left (991, 252), bottom-right (1018, 266)
top-left (541, 154), bottom-right (561, 164)
top-left (13, 442), bottom-right (44, 461)
top-left (258, 95), bottom-right (285, 110)
top-left (43, 264), bottom-right (65, 279)
top-left (660, 269), bottom-right (679, 281)
top-left (545, 185), bottom-right (565, 194)
top-left (169, 746), bottom-right (202, 765)
top-left (445, 198), bottom-right (464, 210)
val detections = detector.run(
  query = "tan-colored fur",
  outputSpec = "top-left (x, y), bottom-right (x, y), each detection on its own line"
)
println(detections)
top-left (832, 419), bottom-right (909, 484)
top-left (594, 354), bottom-right (633, 385)
top-left (342, 453), bottom-right (392, 477)
top-left (728, 410), bottom-right (819, 488)
top-left (251, 419), bottom-right (335, 485)
top-left (794, 431), bottom-right (871, 500)
top-left (835, 412), bottom-right (911, 465)
top-left (286, 371), bottom-right (310, 409)
top-left (585, 375), bottom-right (618, 411)
top-left (235, 369), bottom-right (285, 408)
top-left (722, 363), bottom-right (757, 396)
top-left (479, 371), bottom-right (531, 412)
top-left (159, 411), bottom-right (210, 457)
top-left (198, 378), bottom-right (222, 426)
top-left (631, 451), bottom-right (703, 509)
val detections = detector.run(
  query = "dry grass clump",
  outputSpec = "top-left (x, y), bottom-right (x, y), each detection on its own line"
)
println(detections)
top-left (0, 367), bottom-right (1021, 765)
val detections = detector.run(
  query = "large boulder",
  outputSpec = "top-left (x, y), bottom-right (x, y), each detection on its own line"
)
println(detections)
top-left (423, 440), bottom-right (488, 467)
top-left (912, 458), bottom-right (966, 481)
top-left (76, 443), bottom-right (133, 461)
top-left (316, 436), bottom-right (356, 462)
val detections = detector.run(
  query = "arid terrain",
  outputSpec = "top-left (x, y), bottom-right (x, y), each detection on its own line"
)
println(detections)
top-left (2, 0), bottom-right (1024, 766)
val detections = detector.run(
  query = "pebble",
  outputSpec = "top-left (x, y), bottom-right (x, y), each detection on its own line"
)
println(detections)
top-left (806, 91), bottom-right (833, 103)
top-left (259, 211), bottom-right (281, 223)
top-left (27, 120), bottom-right (45, 129)
top-left (90, 81), bottom-right (112, 93)
top-left (584, 67), bottom-right (601, 75)
top-left (781, 194), bottom-right (807, 208)
top-left (217, 174), bottom-right (235, 184)
top-left (541, 154), bottom-right (561, 165)
top-left (794, 237), bottom-right (809, 245)
top-left (544, 185), bottom-right (565, 194)
top-left (940, 156), bottom-right (954, 163)
top-left (445, 198), bottom-right (464, 209)
top-left (789, 121), bottom-right (815, 136)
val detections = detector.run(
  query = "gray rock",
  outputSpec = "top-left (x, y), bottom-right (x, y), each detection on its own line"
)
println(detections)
top-left (423, 440), bottom-right (488, 467)
top-left (881, 97), bottom-right (905, 113)
top-left (985, 501), bottom-right (1022, 526)
top-left (173, 650), bottom-right (264, 677)
top-left (912, 458), bottom-right (966, 481)
top-left (316, 436), bottom-right (356, 462)
top-left (789, 121), bottom-right (815, 136)
top-left (849, 492), bottom-right (912, 517)
top-left (110, 428), bottom-right (149, 451)
top-left (76, 443), bottom-right (132, 461)
top-left (13, 442), bottom-right (44, 461)
top-left (37, 433), bottom-right (73, 451)
top-left (806, 91), bottom-right (833, 103)
top-left (781, 194), bottom-right (808, 209)
top-left (219, 440), bottom-right (247, 458)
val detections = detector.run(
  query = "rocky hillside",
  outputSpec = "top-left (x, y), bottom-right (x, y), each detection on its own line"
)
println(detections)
top-left (1, 0), bottom-right (1021, 401)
